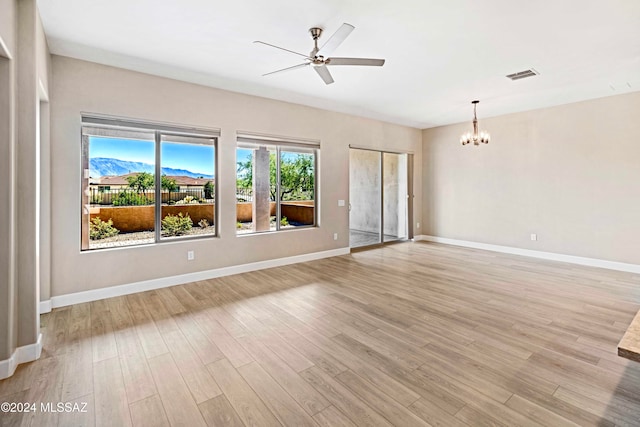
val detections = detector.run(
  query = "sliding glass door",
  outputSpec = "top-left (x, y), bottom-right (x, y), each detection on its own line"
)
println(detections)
top-left (349, 149), bottom-right (382, 247)
top-left (349, 148), bottom-right (410, 248)
top-left (383, 152), bottom-right (408, 242)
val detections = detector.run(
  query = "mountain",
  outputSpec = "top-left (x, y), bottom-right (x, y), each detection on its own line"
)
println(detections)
top-left (90, 157), bottom-right (214, 179)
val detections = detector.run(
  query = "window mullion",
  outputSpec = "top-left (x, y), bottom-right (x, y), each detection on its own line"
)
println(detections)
top-left (154, 131), bottom-right (162, 243)
top-left (276, 146), bottom-right (281, 231)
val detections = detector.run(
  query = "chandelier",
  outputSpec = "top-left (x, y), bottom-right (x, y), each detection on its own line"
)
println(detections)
top-left (460, 100), bottom-right (490, 146)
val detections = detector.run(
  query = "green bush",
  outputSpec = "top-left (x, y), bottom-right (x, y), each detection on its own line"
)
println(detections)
top-left (89, 217), bottom-right (119, 240)
top-left (204, 181), bottom-right (214, 199)
top-left (236, 221), bottom-right (243, 229)
top-left (161, 213), bottom-right (193, 236)
top-left (112, 190), bottom-right (152, 206)
top-left (280, 216), bottom-right (289, 227)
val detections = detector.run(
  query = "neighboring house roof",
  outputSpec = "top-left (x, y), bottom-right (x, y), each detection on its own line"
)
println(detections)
top-left (91, 173), bottom-right (214, 186)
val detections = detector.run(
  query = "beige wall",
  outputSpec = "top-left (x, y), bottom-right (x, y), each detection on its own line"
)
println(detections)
top-left (422, 92), bottom-right (640, 264)
top-left (0, 0), bottom-right (17, 362)
top-left (50, 55), bottom-right (422, 297)
top-left (0, 0), bottom-right (50, 366)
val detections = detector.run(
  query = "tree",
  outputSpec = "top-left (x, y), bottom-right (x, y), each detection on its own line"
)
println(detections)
top-left (280, 155), bottom-right (314, 200)
top-left (126, 172), bottom-right (154, 193)
top-left (161, 175), bottom-right (178, 192)
top-left (236, 153), bottom-right (314, 201)
top-left (204, 181), bottom-right (214, 199)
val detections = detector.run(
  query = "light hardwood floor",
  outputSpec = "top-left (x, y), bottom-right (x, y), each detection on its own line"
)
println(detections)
top-left (2, 241), bottom-right (640, 426)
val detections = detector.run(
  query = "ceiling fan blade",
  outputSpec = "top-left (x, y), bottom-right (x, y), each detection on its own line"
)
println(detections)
top-left (253, 41), bottom-right (309, 59)
top-left (318, 23), bottom-right (355, 57)
top-left (263, 62), bottom-right (309, 76)
top-left (326, 57), bottom-right (385, 66)
top-left (314, 65), bottom-right (334, 85)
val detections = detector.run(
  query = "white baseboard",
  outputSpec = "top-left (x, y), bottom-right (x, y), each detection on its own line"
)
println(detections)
top-left (416, 235), bottom-right (640, 274)
top-left (39, 299), bottom-right (52, 314)
top-left (39, 247), bottom-right (350, 313)
top-left (0, 333), bottom-right (42, 380)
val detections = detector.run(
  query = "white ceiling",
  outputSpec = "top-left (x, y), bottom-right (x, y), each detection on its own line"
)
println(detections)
top-left (37, 0), bottom-right (640, 128)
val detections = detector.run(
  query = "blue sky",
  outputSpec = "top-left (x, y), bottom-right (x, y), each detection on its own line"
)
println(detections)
top-left (91, 137), bottom-right (312, 177)
top-left (90, 137), bottom-right (215, 176)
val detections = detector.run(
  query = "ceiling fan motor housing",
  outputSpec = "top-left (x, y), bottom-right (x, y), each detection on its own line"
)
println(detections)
top-left (309, 27), bottom-right (323, 40)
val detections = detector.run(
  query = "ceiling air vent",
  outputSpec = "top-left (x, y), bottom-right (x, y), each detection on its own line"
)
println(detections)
top-left (506, 69), bottom-right (539, 81)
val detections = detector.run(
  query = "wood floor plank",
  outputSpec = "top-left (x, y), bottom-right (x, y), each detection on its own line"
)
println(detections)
top-left (125, 294), bottom-right (169, 359)
top-left (312, 405), bottom-right (358, 427)
top-left (407, 397), bottom-right (470, 427)
top-left (147, 353), bottom-right (207, 427)
top-left (336, 369), bottom-right (430, 426)
top-left (300, 366), bottom-right (393, 427)
top-left (192, 310), bottom-right (253, 368)
top-left (139, 290), bottom-right (180, 336)
top-left (161, 329), bottom-right (222, 404)
top-left (61, 303), bottom-right (93, 402)
top-left (224, 304), bottom-right (315, 372)
top-left (129, 395), bottom-right (170, 427)
top-left (52, 392), bottom-right (96, 427)
top-left (236, 333), bottom-right (330, 416)
top-left (198, 395), bottom-right (244, 427)
top-left (46, 306), bottom-right (72, 357)
top-left (238, 361), bottom-right (317, 426)
top-left (553, 386), bottom-right (640, 426)
top-left (270, 310), bottom-right (421, 407)
top-left (107, 297), bottom-right (157, 404)
top-left (261, 314), bottom-right (349, 377)
top-left (90, 300), bottom-right (118, 363)
top-left (505, 394), bottom-right (579, 427)
top-left (93, 357), bottom-right (132, 427)
top-left (18, 356), bottom-right (65, 427)
top-left (172, 312), bottom-right (225, 365)
top-left (207, 358), bottom-right (281, 426)
top-left (156, 287), bottom-right (188, 315)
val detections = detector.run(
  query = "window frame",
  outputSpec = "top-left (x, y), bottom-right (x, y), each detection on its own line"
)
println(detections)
top-left (236, 132), bottom-right (319, 234)
top-left (81, 115), bottom-right (219, 251)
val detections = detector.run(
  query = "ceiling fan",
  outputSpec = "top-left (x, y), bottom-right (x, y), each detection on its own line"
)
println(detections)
top-left (254, 23), bottom-right (385, 85)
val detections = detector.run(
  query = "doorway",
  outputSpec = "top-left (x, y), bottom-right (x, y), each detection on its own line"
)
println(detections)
top-left (349, 148), bottom-right (412, 249)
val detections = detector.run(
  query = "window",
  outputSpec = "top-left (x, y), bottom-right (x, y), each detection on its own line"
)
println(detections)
top-left (236, 133), bottom-right (318, 234)
top-left (81, 116), bottom-right (218, 250)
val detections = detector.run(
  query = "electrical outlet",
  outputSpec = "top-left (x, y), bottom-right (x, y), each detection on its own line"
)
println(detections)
top-left (338, 199), bottom-right (345, 207)
top-left (417, 222), bottom-right (420, 228)
top-left (333, 233), bottom-right (338, 240)
top-left (187, 250), bottom-right (195, 260)
top-left (530, 234), bottom-right (537, 241)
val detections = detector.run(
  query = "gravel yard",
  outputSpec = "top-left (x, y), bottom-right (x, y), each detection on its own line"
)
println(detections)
top-left (89, 226), bottom-right (215, 249)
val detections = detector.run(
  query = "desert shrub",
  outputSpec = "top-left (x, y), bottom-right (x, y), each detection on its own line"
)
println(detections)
top-left (280, 216), bottom-right (289, 227)
top-left (161, 213), bottom-right (193, 236)
top-left (176, 195), bottom-right (198, 205)
top-left (112, 190), bottom-right (152, 206)
top-left (198, 219), bottom-right (209, 228)
top-left (89, 217), bottom-right (119, 240)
